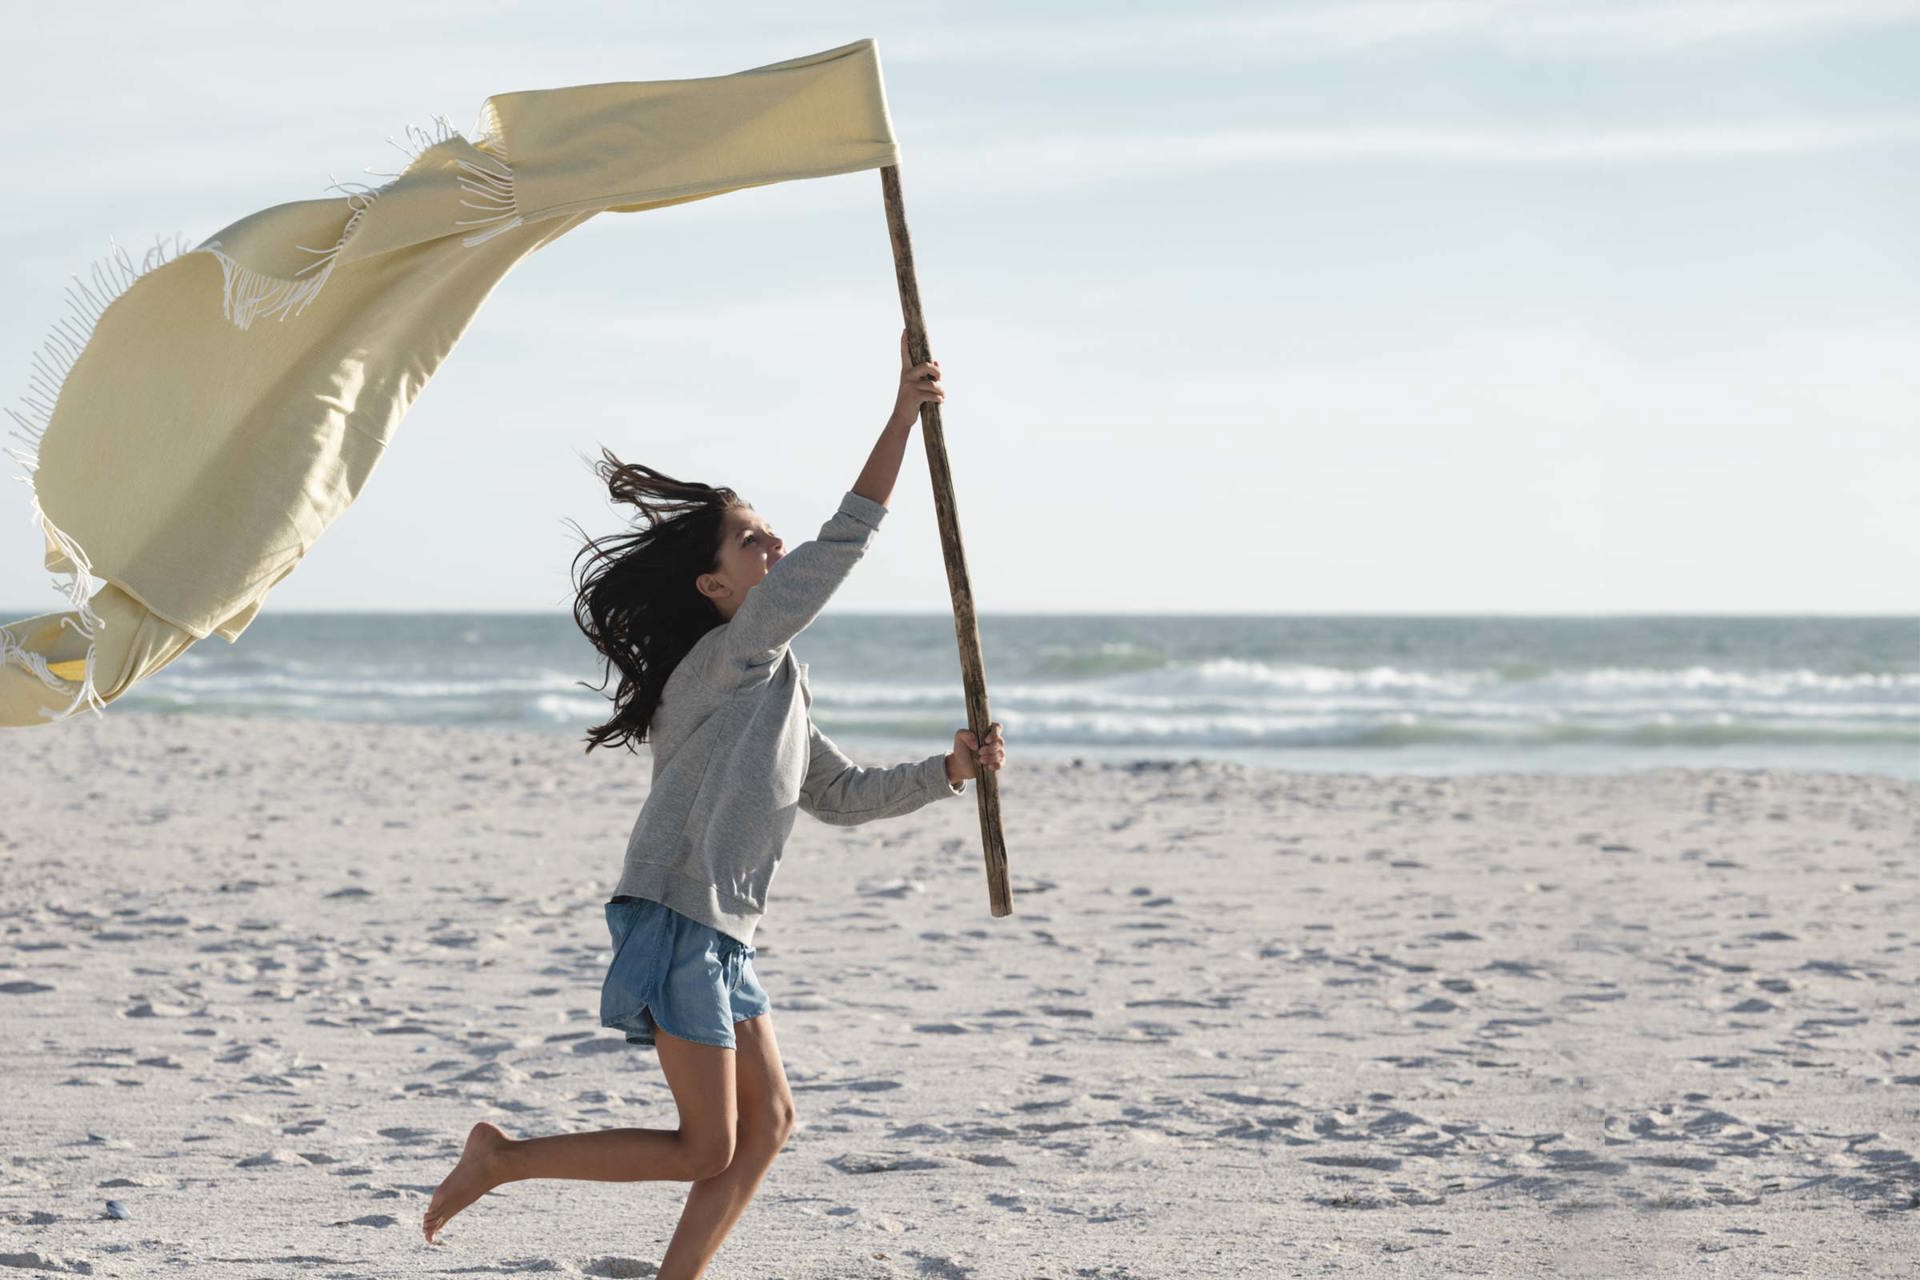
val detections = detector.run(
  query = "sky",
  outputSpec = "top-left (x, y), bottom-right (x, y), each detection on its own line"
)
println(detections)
top-left (1, 1), bottom-right (1916, 617)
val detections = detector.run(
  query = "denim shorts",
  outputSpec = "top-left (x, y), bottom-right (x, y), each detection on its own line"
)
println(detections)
top-left (599, 895), bottom-right (770, 1050)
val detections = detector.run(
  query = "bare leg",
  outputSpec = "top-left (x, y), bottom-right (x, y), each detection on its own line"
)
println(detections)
top-left (658, 1013), bottom-right (797, 1280)
top-left (423, 1029), bottom-right (738, 1243)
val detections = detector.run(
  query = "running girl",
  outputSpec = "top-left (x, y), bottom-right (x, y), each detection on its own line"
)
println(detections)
top-left (422, 333), bottom-right (1007, 1280)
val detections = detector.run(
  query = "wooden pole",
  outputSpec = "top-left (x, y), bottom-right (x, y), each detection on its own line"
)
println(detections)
top-left (878, 163), bottom-right (1012, 918)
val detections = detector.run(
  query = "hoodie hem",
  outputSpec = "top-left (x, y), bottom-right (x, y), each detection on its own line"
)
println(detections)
top-left (611, 862), bottom-right (764, 948)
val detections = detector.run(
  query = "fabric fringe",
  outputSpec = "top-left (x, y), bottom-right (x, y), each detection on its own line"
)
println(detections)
top-left (457, 99), bottom-right (523, 247)
top-left (199, 109), bottom-right (521, 329)
top-left (2, 233), bottom-right (193, 722)
top-left (3, 105), bottom-right (518, 723)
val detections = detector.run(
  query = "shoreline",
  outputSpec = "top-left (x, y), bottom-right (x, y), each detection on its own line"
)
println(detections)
top-left (51, 705), bottom-right (1920, 782)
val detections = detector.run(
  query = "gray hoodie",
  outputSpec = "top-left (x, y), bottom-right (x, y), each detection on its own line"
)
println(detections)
top-left (610, 489), bottom-right (966, 945)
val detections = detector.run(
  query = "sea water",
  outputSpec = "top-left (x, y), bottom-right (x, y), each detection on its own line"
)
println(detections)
top-left (38, 611), bottom-right (1919, 778)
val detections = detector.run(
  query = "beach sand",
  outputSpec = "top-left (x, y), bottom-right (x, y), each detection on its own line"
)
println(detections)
top-left (1, 713), bottom-right (1915, 1277)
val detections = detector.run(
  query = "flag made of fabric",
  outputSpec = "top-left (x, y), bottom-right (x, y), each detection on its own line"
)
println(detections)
top-left (1, 38), bottom-right (898, 727)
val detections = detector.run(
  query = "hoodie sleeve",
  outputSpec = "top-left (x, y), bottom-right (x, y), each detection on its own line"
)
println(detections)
top-left (712, 490), bottom-right (886, 684)
top-left (798, 718), bottom-right (965, 826)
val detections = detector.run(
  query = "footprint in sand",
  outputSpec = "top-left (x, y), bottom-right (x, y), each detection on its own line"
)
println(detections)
top-left (123, 999), bottom-right (190, 1018)
top-left (0, 1252), bottom-right (95, 1273)
top-left (571, 1037), bottom-right (628, 1056)
top-left (376, 1127), bottom-right (438, 1147)
top-left (852, 1079), bottom-right (904, 1094)
top-left (1303, 1154), bottom-right (1404, 1171)
top-left (581, 1257), bottom-right (658, 1278)
top-left (237, 1149), bottom-right (305, 1168)
top-left (906, 1251), bottom-right (976, 1278)
top-left (829, 1152), bottom-right (948, 1174)
top-left (860, 878), bottom-right (924, 898)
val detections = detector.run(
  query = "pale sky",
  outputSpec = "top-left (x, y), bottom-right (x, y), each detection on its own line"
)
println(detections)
top-left (2, 2), bottom-right (1916, 617)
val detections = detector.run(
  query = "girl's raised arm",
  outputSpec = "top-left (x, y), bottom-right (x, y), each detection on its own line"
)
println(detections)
top-left (849, 334), bottom-right (940, 509)
top-left (715, 490), bottom-right (888, 675)
top-left (714, 335), bottom-right (946, 680)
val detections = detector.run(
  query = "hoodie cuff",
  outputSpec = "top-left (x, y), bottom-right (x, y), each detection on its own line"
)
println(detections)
top-left (839, 490), bottom-right (888, 533)
top-left (924, 752), bottom-right (965, 796)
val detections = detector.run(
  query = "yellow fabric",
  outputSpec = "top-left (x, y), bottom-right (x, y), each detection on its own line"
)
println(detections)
top-left (1, 39), bottom-right (898, 726)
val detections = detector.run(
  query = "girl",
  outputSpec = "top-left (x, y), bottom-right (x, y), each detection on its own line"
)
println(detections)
top-left (422, 332), bottom-right (1007, 1280)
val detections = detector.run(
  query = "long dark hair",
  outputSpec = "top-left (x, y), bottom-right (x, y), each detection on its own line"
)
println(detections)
top-left (567, 447), bottom-right (742, 753)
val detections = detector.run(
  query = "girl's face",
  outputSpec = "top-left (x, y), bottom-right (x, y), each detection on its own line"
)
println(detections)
top-left (700, 506), bottom-right (785, 620)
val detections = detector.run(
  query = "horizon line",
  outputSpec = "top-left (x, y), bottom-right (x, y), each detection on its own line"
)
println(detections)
top-left (5, 606), bottom-right (1909, 621)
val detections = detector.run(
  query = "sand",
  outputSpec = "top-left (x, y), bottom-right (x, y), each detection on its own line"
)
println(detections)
top-left (1, 712), bottom-right (1915, 1278)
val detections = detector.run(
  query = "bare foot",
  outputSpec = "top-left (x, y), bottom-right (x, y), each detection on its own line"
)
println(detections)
top-left (423, 1121), bottom-right (509, 1243)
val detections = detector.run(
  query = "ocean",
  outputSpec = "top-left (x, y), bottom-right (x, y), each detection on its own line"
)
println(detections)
top-left (29, 612), bottom-right (1918, 778)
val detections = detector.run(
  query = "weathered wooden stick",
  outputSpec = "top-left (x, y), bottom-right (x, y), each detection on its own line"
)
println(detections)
top-left (878, 163), bottom-right (1012, 919)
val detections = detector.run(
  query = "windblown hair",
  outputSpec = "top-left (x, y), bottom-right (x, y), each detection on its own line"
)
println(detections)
top-left (567, 447), bottom-right (743, 754)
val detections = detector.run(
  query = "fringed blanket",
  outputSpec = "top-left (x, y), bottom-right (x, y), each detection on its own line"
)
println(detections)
top-left (2, 38), bottom-right (897, 726)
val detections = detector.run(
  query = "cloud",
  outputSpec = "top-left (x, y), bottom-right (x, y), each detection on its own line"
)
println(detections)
top-left (1486, 0), bottom-right (1920, 56)
top-left (910, 118), bottom-right (1920, 191)
top-left (880, 0), bottom-right (1920, 63)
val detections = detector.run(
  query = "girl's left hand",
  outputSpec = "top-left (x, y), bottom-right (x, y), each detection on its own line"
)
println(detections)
top-left (948, 722), bottom-right (1006, 783)
top-left (895, 328), bottom-right (944, 416)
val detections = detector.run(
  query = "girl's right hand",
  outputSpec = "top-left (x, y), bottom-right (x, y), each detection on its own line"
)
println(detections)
top-left (894, 328), bottom-right (945, 417)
